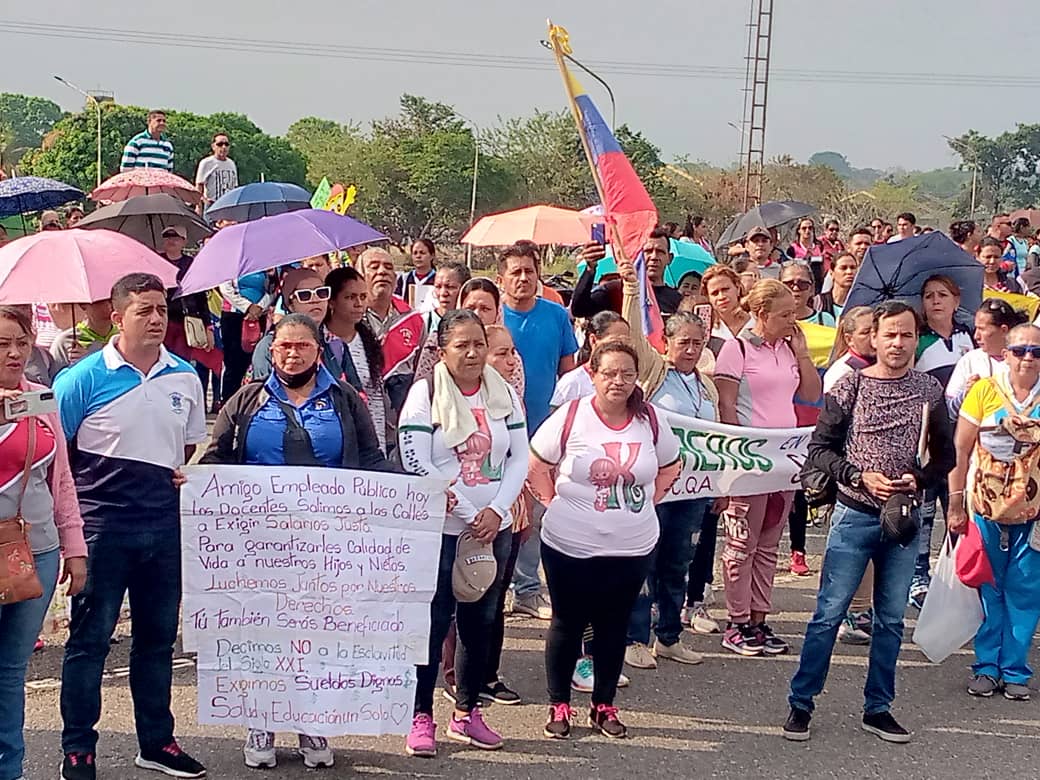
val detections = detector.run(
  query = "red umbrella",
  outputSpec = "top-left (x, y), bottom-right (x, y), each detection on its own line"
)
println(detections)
top-left (90, 170), bottom-right (200, 205)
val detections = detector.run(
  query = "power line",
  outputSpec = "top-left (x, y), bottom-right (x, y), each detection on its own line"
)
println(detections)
top-left (0, 20), bottom-right (1035, 89)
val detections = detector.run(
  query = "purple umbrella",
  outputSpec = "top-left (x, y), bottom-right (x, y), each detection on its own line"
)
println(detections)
top-left (176, 208), bottom-right (386, 296)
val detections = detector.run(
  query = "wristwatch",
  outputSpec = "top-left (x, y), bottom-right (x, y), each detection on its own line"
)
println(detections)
top-left (849, 471), bottom-right (863, 490)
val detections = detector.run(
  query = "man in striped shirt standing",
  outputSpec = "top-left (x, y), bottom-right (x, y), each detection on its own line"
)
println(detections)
top-left (119, 110), bottom-right (174, 172)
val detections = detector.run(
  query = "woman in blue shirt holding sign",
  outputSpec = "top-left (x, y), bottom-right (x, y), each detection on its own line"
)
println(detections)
top-left (202, 313), bottom-right (395, 770)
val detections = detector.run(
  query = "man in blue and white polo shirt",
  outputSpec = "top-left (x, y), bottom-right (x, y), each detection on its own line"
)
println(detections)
top-left (55, 273), bottom-right (207, 780)
top-left (120, 110), bottom-right (175, 172)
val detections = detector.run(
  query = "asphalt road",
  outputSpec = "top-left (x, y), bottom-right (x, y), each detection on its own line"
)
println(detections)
top-left (22, 524), bottom-right (1039, 780)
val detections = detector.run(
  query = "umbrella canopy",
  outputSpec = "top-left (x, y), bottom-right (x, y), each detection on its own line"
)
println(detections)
top-left (0, 176), bottom-right (84, 218)
top-left (204, 181), bottom-right (311, 223)
top-left (717, 200), bottom-right (816, 246)
top-left (843, 232), bottom-right (985, 314)
top-left (0, 229), bottom-right (179, 304)
top-left (75, 193), bottom-right (213, 251)
top-left (461, 205), bottom-right (597, 247)
top-left (577, 239), bottom-right (716, 284)
top-left (90, 169), bottom-right (200, 205)
top-left (178, 209), bottom-right (386, 296)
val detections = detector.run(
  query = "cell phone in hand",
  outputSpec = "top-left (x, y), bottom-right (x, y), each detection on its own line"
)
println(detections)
top-left (5, 390), bottom-right (57, 420)
top-left (591, 223), bottom-right (606, 245)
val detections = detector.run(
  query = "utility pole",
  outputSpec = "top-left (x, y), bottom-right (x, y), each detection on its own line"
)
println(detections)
top-left (740, 0), bottom-right (774, 210)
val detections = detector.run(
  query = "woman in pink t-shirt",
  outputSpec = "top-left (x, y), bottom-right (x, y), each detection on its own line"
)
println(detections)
top-left (714, 280), bottom-right (821, 657)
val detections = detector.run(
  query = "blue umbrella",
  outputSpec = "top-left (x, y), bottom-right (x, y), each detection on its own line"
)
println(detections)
top-left (577, 238), bottom-right (716, 283)
top-left (204, 181), bottom-right (311, 223)
top-left (844, 232), bottom-right (985, 314)
top-left (0, 176), bottom-right (84, 218)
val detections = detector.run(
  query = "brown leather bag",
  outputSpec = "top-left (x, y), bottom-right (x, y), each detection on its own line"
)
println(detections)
top-left (0, 422), bottom-right (42, 605)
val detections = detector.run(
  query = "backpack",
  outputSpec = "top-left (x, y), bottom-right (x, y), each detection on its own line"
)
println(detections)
top-left (559, 397), bottom-right (660, 453)
top-left (970, 378), bottom-right (1040, 525)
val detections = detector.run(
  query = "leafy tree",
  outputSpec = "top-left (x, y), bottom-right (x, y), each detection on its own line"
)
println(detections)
top-left (948, 126), bottom-right (1040, 213)
top-left (21, 104), bottom-right (306, 192)
top-left (0, 94), bottom-right (65, 174)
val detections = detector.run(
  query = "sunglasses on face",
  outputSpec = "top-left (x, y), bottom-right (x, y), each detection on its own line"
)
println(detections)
top-left (292, 286), bottom-right (331, 303)
top-left (215, 141), bottom-right (230, 147)
top-left (1008, 345), bottom-right (1040, 359)
top-left (782, 279), bottom-right (813, 292)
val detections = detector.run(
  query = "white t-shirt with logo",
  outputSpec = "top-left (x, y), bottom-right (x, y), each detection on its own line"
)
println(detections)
top-left (195, 156), bottom-right (239, 203)
top-left (531, 396), bottom-right (681, 558)
top-left (398, 378), bottom-right (528, 535)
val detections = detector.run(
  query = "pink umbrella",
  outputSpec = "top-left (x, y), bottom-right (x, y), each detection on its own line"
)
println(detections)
top-left (0, 228), bottom-right (179, 304)
top-left (90, 169), bottom-right (200, 205)
top-left (461, 204), bottom-right (598, 246)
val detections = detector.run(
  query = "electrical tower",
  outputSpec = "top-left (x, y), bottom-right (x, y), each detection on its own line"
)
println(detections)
top-left (740, 0), bottom-right (774, 210)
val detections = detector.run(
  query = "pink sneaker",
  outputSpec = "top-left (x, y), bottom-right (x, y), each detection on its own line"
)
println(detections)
top-left (405, 713), bottom-right (437, 757)
top-left (446, 707), bottom-right (503, 750)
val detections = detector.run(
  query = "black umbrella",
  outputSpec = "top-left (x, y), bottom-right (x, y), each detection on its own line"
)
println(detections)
top-left (76, 193), bottom-right (213, 251)
top-left (717, 200), bottom-right (816, 246)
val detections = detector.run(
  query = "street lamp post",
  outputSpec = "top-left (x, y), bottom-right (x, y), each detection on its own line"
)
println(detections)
top-left (945, 135), bottom-right (978, 219)
top-left (54, 75), bottom-right (102, 188)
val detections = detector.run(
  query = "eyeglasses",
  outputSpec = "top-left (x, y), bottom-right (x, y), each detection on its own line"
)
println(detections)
top-left (214, 141), bottom-right (230, 147)
top-left (272, 340), bottom-right (318, 354)
top-left (597, 369), bottom-right (637, 384)
top-left (292, 286), bottom-right (331, 303)
top-left (782, 279), bottom-right (813, 292)
top-left (1008, 345), bottom-right (1040, 359)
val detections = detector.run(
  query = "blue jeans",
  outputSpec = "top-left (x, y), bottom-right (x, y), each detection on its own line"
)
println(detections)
top-left (0, 548), bottom-right (59, 780)
top-left (788, 502), bottom-right (918, 715)
top-left (915, 485), bottom-right (948, 582)
top-left (628, 498), bottom-right (709, 646)
top-left (973, 516), bottom-right (1040, 685)
top-left (61, 530), bottom-right (182, 754)
top-left (512, 501), bottom-right (544, 598)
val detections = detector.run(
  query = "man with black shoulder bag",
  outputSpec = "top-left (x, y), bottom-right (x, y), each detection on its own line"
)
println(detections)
top-left (783, 301), bottom-right (954, 744)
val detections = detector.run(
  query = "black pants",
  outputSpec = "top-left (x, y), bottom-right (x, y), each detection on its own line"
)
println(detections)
top-left (686, 511), bottom-right (719, 605)
top-left (220, 311), bottom-right (252, 403)
top-left (415, 531), bottom-right (511, 713)
top-left (486, 530), bottom-right (522, 682)
top-left (788, 491), bottom-right (807, 555)
top-left (543, 543), bottom-right (651, 707)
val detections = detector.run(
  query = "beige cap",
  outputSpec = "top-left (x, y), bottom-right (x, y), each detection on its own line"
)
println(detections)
top-left (161, 224), bottom-right (187, 239)
top-left (745, 225), bottom-right (772, 241)
top-left (452, 530), bottom-right (498, 603)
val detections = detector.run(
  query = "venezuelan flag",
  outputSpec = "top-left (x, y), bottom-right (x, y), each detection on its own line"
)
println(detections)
top-left (549, 23), bottom-right (663, 348)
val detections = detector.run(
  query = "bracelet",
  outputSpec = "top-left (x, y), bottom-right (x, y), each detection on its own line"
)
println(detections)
top-left (949, 490), bottom-right (965, 497)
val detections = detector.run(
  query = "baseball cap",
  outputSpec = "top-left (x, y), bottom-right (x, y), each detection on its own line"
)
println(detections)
top-left (162, 225), bottom-right (187, 239)
top-left (40, 210), bottom-right (61, 228)
top-left (452, 530), bottom-right (497, 603)
top-left (745, 225), bottom-right (772, 241)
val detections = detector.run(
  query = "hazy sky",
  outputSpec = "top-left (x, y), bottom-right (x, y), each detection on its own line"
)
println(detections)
top-left (2, 1), bottom-right (1035, 171)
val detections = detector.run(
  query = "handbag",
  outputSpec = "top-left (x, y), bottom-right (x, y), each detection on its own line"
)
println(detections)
top-left (955, 516), bottom-right (996, 588)
top-left (183, 315), bottom-right (208, 350)
top-left (0, 422), bottom-right (42, 605)
top-left (913, 535), bottom-right (985, 663)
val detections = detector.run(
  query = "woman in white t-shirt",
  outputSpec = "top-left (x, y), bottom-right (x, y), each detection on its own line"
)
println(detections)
top-left (550, 310), bottom-right (630, 409)
top-left (324, 267), bottom-right (391, 452)
top-left (398, 310), bottom-right (528, 757)
top-left (529, 341), bottom-right (682, 741)
top-left (945, 298), bottom-right (1023, 417)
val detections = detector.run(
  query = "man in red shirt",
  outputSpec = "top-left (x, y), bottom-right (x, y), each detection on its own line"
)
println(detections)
top-left (819, 219), bottom-right (845, 272)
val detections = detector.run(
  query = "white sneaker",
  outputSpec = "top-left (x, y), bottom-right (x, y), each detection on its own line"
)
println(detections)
top-left (298, 734), bottom-right (334, 768)
top-left (689, 603), bottom-right (720, 634)
top-left (653, 638), bottom-right (704, 665)
top-left (571, 655), bottom-right (594, 692)
top-left (617, 672), bottom-right (630, 688)
top-left (624, 642), bottom-right (658, 669)
top-left (244, 729), bottom-right (276, 769)
top-left (701, 586), bottom-right (716, 607)
top-left (514, 592), bottom-right (552, 620)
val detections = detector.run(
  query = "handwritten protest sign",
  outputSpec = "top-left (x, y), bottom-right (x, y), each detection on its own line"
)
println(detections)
top-left (661, 412), bottom-right (812, 500)
top-left (180, 465), bottom-right (446, 736)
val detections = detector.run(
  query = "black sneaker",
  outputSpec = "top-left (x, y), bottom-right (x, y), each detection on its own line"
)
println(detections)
top-left (480, 679), bottom-right (522, 705)
top-left (135, 741), bottom-right (206, 778)
top-left (588, 703), bottom-right (627, 739)
top-left (862, 711), bottom-right (911, 743)
top-left (543, 703), bottom-right (573, 739)
top-left (61, 752), bottom-right (96, 780)
top-left (782, 707), bottom-right (812, 741)
top-left (754, 623), bottom-right (790, 655)
top-left (442, 680), bottom-right (457, 704)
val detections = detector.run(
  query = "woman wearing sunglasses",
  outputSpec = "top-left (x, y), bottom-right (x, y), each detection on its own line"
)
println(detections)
top-left (780, 262), bottom-right (835, 328)
top-left (948, 325), bottom-right (1040, 702)
top-left (250, 268), bottom-right (333, 381)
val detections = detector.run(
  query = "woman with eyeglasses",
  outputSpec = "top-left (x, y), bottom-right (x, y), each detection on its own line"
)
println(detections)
top-left (946, 299), bottom-right (1026, 418)
top-left (947, 324), bottom-right (1040, 702)
top-left (819, 252), bottom-right (859, 321)
top-left (910, 274), bottom-right (976, 609)
top-left (780, 262), bottom-right (835, 327)
top-left (203, 314), bottom-right (395, 770)
top-left (978, 237), bottom-right (1025, 294)
top-left (786, 218), bottom-right (826, 290)
top-left (530, 341), bottom-right (682, 740)
top-left (251, 268), bottom-right (332, 381)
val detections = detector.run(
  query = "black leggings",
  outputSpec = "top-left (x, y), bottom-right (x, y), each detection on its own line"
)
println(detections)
top-left (788, 491), bottom-right (807, 555)
top-left (686, 511), bottom-right (719, 605)
top-left (542, 543), bottom-right (651, 707)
